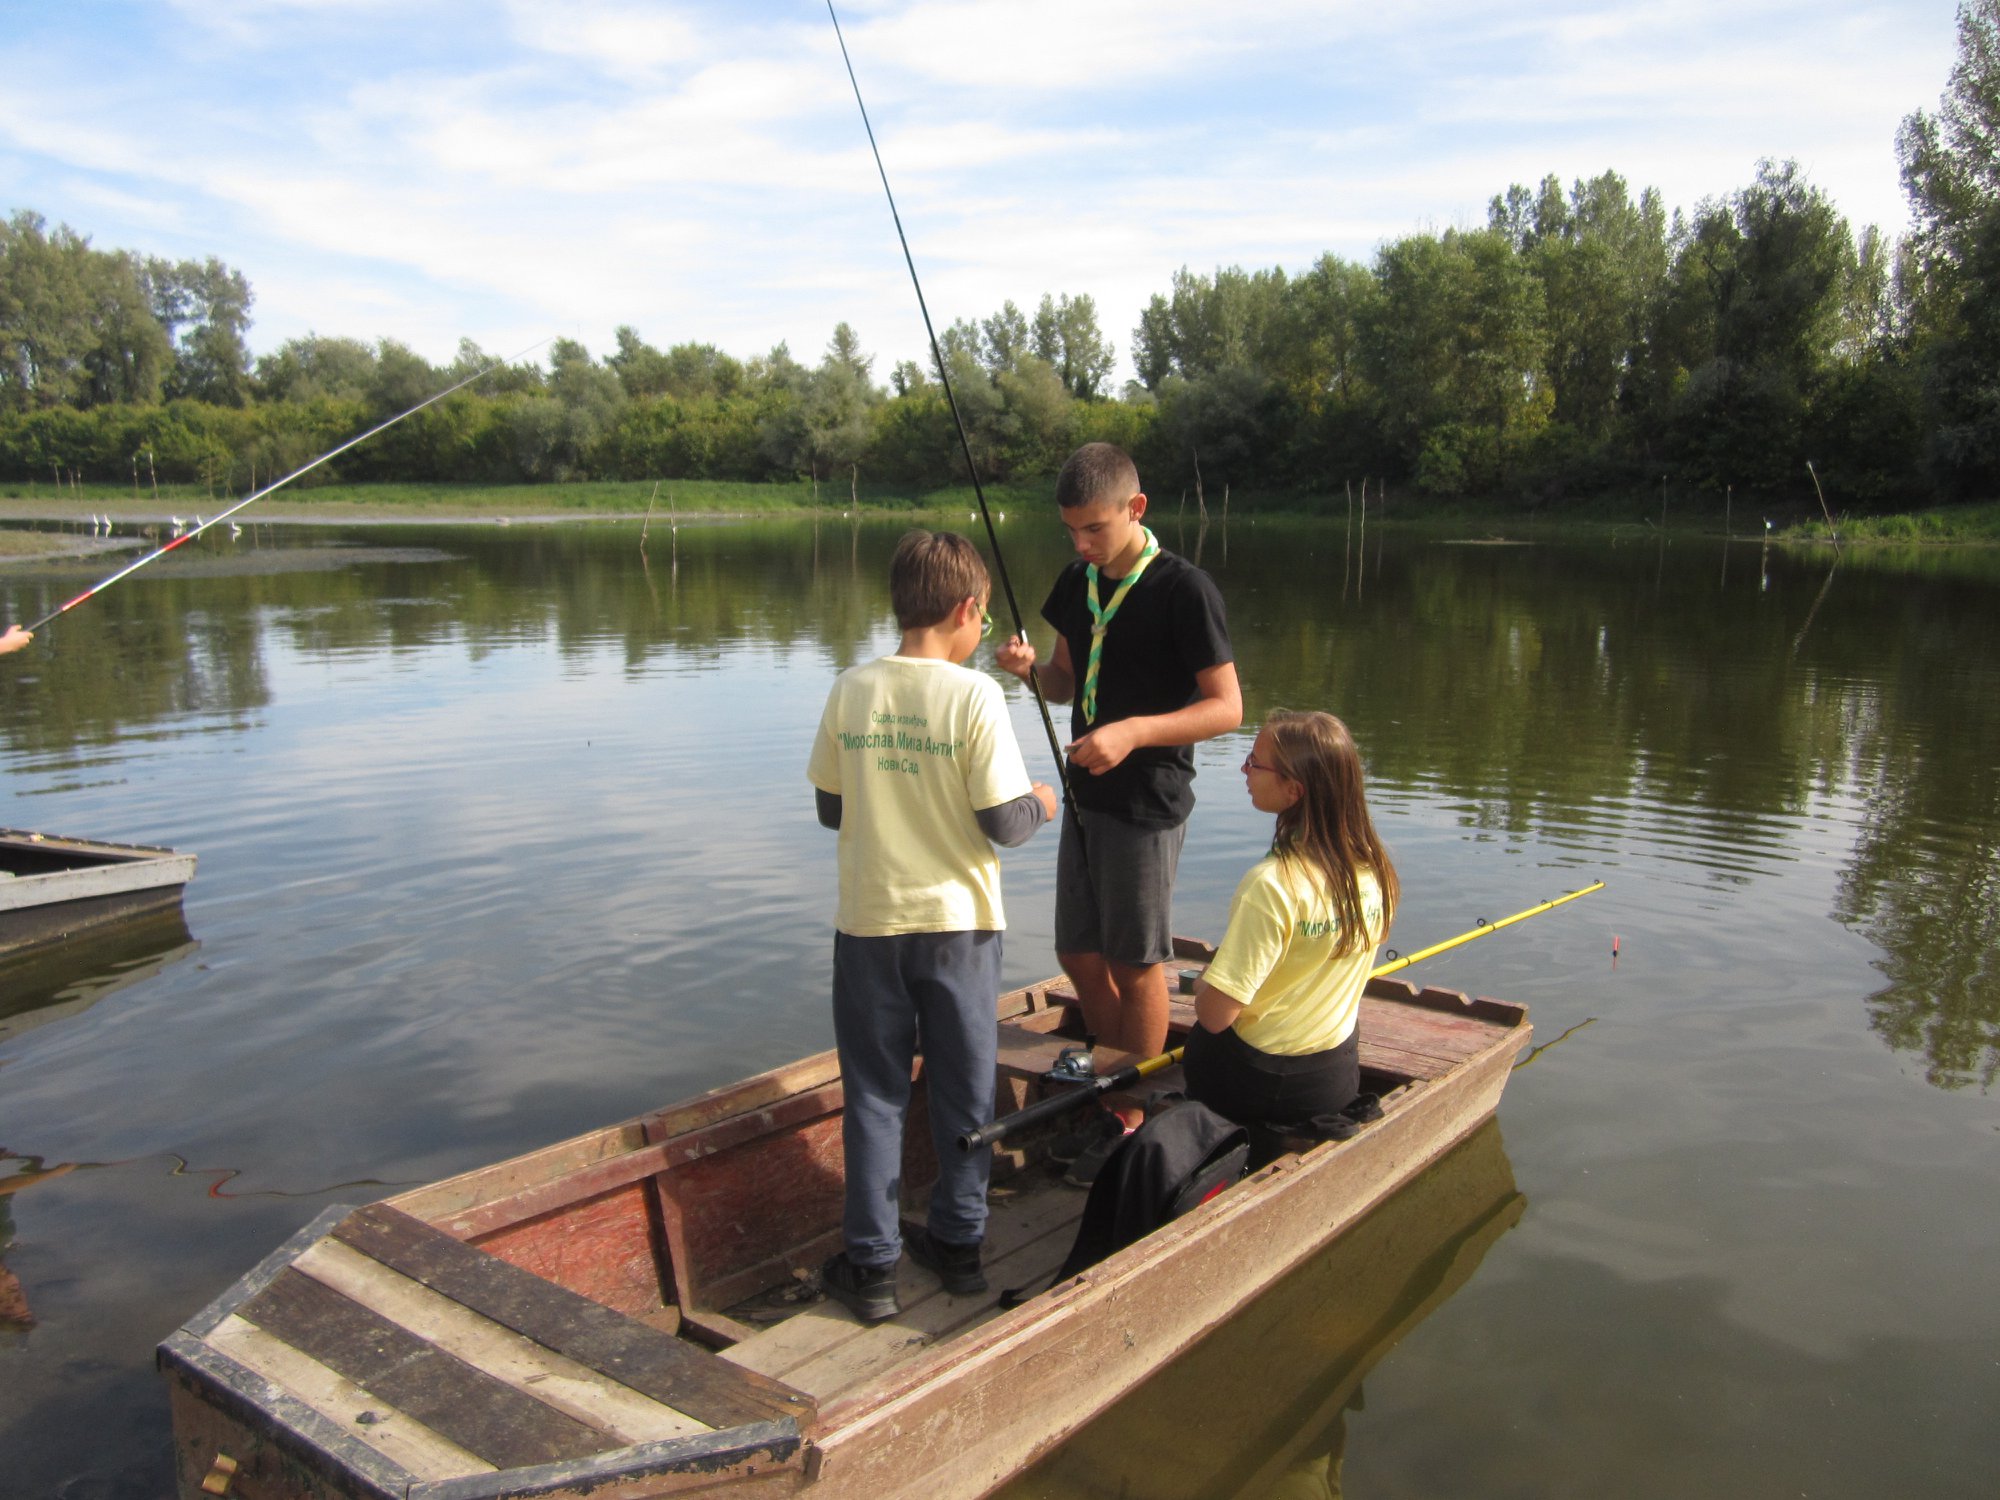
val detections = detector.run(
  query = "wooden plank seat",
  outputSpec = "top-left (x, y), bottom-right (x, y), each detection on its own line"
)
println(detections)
top-left (159, 1203), bottom-right (815, 1500)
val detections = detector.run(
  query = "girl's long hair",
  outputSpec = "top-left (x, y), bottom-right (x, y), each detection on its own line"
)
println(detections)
top-left (1264, 710), bottom-right (1399, 956)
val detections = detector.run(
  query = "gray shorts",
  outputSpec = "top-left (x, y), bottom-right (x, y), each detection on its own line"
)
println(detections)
top-left (1054, 808), bottom-right (1185, 966)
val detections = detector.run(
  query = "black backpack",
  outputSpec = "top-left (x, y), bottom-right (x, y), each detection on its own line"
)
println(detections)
top-left (1052, 1097), bottom-right (1250, 1282)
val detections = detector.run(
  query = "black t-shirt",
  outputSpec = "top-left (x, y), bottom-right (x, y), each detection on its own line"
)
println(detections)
top-left (1041, 548), bottom-right (1233, 827)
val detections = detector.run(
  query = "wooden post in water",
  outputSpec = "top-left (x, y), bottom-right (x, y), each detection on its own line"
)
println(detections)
top-left (1192, 448), bottom-right (1208, 522)
top-left (1806, 461), bottom-right (1839, 551)
top-left (1725, 484), bottom-right (1733, 539)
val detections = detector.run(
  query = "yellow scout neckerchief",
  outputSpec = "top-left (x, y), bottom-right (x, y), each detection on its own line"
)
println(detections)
top-left (1082, 526), bottom-right (1161, 724)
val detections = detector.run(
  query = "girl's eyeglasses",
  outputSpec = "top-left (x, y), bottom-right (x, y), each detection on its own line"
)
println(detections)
top-left (980, 606), bottom-right (994, 638)
top-left (1242, 755), bottom-right (1284, 776)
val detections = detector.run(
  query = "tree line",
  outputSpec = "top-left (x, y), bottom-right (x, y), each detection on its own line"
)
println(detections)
top-left (3, 1), bottom-right (1995, 513)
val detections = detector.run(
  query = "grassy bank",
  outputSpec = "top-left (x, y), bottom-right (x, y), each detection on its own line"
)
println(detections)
top-left (1776, 501), bottom-right (2000, 544)
top-left (0, 476), bottom-right (1055, 518)
top-left (1, 475), bottom-right (1995, 543)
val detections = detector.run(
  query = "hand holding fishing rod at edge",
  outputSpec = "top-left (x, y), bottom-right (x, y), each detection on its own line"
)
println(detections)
top-left (19, 338), bottom-right (551, 639)
top-left (0, 624), bottom-right (33, 656)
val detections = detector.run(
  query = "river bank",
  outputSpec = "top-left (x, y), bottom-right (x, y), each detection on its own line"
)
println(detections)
top-left (1, 483), bottom-right (1995, 560)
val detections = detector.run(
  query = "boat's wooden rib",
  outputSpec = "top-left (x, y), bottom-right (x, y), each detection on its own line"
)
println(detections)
top-left (161, 964), bottom-right (1529, 1500)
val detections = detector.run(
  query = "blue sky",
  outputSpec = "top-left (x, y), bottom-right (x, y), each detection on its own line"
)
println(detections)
top-left (0, 1), bottom-right (1960, 383)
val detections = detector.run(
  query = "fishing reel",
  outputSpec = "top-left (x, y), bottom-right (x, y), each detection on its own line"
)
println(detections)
top-left (1042, 1046), bottom-right (1097, 1085)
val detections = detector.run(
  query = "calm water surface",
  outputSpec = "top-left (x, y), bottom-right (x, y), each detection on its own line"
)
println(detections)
top-left (1, 516), bottom-right (1996, 1499)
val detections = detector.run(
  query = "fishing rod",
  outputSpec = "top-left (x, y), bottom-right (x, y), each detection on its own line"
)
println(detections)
top-left (826, 2), bottom-right (1074, 810)
top-left (957, 880), bottom-right (1607, 1151)
top-left (22, 342), bottom-right (547, 636)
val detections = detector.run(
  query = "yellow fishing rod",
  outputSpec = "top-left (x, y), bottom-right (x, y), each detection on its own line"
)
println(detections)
top-left (957, 881), bottom-right (1605, 1152)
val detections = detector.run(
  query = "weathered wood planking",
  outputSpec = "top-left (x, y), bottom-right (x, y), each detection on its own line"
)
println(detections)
top-left (795, 1032), bottom-right (1525, 1500)
top-left (654, 1109), bottom-right (847, 1315)
top-left (292, 1239), bottom-right (707, 1445)
top-left (162, 1337), bottom-right (428, 1500)
top-left (204, 1313), bottom-right (495, 1481)
top-left (766, 1194), bottom-right (1084, 1402)
top-left (468, 1183), bottom-right (669, 1320)
top-left (331, 1205), bottom-right (813, 1434)
top-left (162, 959), bottom-right (1524, 1500)
top-left (237, 1267), bottom-right (615, 1469)
top-left (724, 1180), bottom-right (1084, 1387)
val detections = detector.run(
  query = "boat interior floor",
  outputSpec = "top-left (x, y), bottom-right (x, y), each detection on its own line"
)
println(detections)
top-left (720, 1171), bottom-right (1089, 1401)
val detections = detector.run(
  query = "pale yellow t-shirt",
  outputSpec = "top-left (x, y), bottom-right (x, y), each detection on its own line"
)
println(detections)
top-left (1202, 856), bottom-right (1386, 1056)
top-left (806, 656), bottom-right (1033, 936)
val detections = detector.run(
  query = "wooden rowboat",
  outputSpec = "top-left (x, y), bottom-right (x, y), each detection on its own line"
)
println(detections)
top-left (160, 941), bottom-right (1530, 1500)
top-left (0, 828), bottom-right (197, 960)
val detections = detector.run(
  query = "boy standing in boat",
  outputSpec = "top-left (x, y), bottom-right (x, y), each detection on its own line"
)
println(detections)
top-left (997, 443), bottom-right (1240, 1064)
top-left (808, 530), bottom-right (1058, 1322)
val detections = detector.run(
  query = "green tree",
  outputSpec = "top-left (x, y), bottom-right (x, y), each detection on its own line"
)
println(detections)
top-left (606, 325), bottom-right (675, 398)
top-left (1645, 161), bottom-right (1860, 493)
top-left (1493, 172), bottom-right (1667, 443)
top-left (255, 335), bottom-right (378, 403)
top-left (1030, 293), bottom-right (1116, 398)
top-left (1898, 0), bottom-right (2000, 492)
top-left (0, 213), bottom-right (173, 412)
top-left (1363, 228), bottom-right (1550, 492)
top-left (979, 301), bottom-right (1030, 376)
top-left (145, 255), bottom-right (253, 405)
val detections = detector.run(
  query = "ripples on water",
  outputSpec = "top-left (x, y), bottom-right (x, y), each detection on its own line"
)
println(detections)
top-left (2, 519), bottom-right (1997, 1498)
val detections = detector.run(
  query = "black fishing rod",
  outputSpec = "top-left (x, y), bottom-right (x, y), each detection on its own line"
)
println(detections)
top-left (825, 2), bottom-right (1074, 809)
top-left (23, 342), bottom-right (547, 636)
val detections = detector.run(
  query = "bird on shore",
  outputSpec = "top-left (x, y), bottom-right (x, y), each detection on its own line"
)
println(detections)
top-left (170, 515), bottom-right (185, 532)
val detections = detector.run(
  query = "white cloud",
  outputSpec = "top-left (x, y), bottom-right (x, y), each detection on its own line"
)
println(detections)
top-left (1, 0), bottom-right (1962, 378)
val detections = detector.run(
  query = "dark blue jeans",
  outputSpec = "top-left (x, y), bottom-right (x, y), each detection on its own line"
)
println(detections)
top-left (831, 929), bottom-right (1001, 1267)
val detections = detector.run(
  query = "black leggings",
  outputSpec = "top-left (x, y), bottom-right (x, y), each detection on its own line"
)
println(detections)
top-left (1182, 1023), bottom-right (1359, 1128)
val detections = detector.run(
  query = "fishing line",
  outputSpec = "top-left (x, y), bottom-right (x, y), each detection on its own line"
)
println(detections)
top-left (825, 2), bottom-right (1074, 809)
top-left (23, 340), bottom-right (550, 635)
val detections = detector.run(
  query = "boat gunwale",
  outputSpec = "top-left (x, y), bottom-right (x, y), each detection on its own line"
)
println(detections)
top-left (811, 991), bottom-right (1526, 1432)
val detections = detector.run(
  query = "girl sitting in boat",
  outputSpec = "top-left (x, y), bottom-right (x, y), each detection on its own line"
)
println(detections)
top-left (1183, 710), bottom-right (1399, 1128)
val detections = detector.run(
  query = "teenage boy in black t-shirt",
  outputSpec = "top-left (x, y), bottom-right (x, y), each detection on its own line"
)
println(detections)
top-left (997, 443), bottom-right (1241, 1061)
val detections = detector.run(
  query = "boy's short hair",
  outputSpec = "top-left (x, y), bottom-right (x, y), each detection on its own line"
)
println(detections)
top-left (1055, 442), bottom-right (1141, 510)
top-left (890, 530), bottom-right (989, 630)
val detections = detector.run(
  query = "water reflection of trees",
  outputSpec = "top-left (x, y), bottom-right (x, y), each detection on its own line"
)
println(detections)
top-left (1210, 527), bottom-right (2000, 1092)
top-left (5, 520), bottom-right (1997, 1089)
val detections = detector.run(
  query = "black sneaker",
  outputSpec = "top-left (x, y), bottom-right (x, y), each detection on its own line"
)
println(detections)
top-left (821, 1251), bottom-right (900, 1323)
top-left (1048, 1107), bottom-right (1124, 1165)
top-left (902, 1221), bottom-right (988, 1296)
